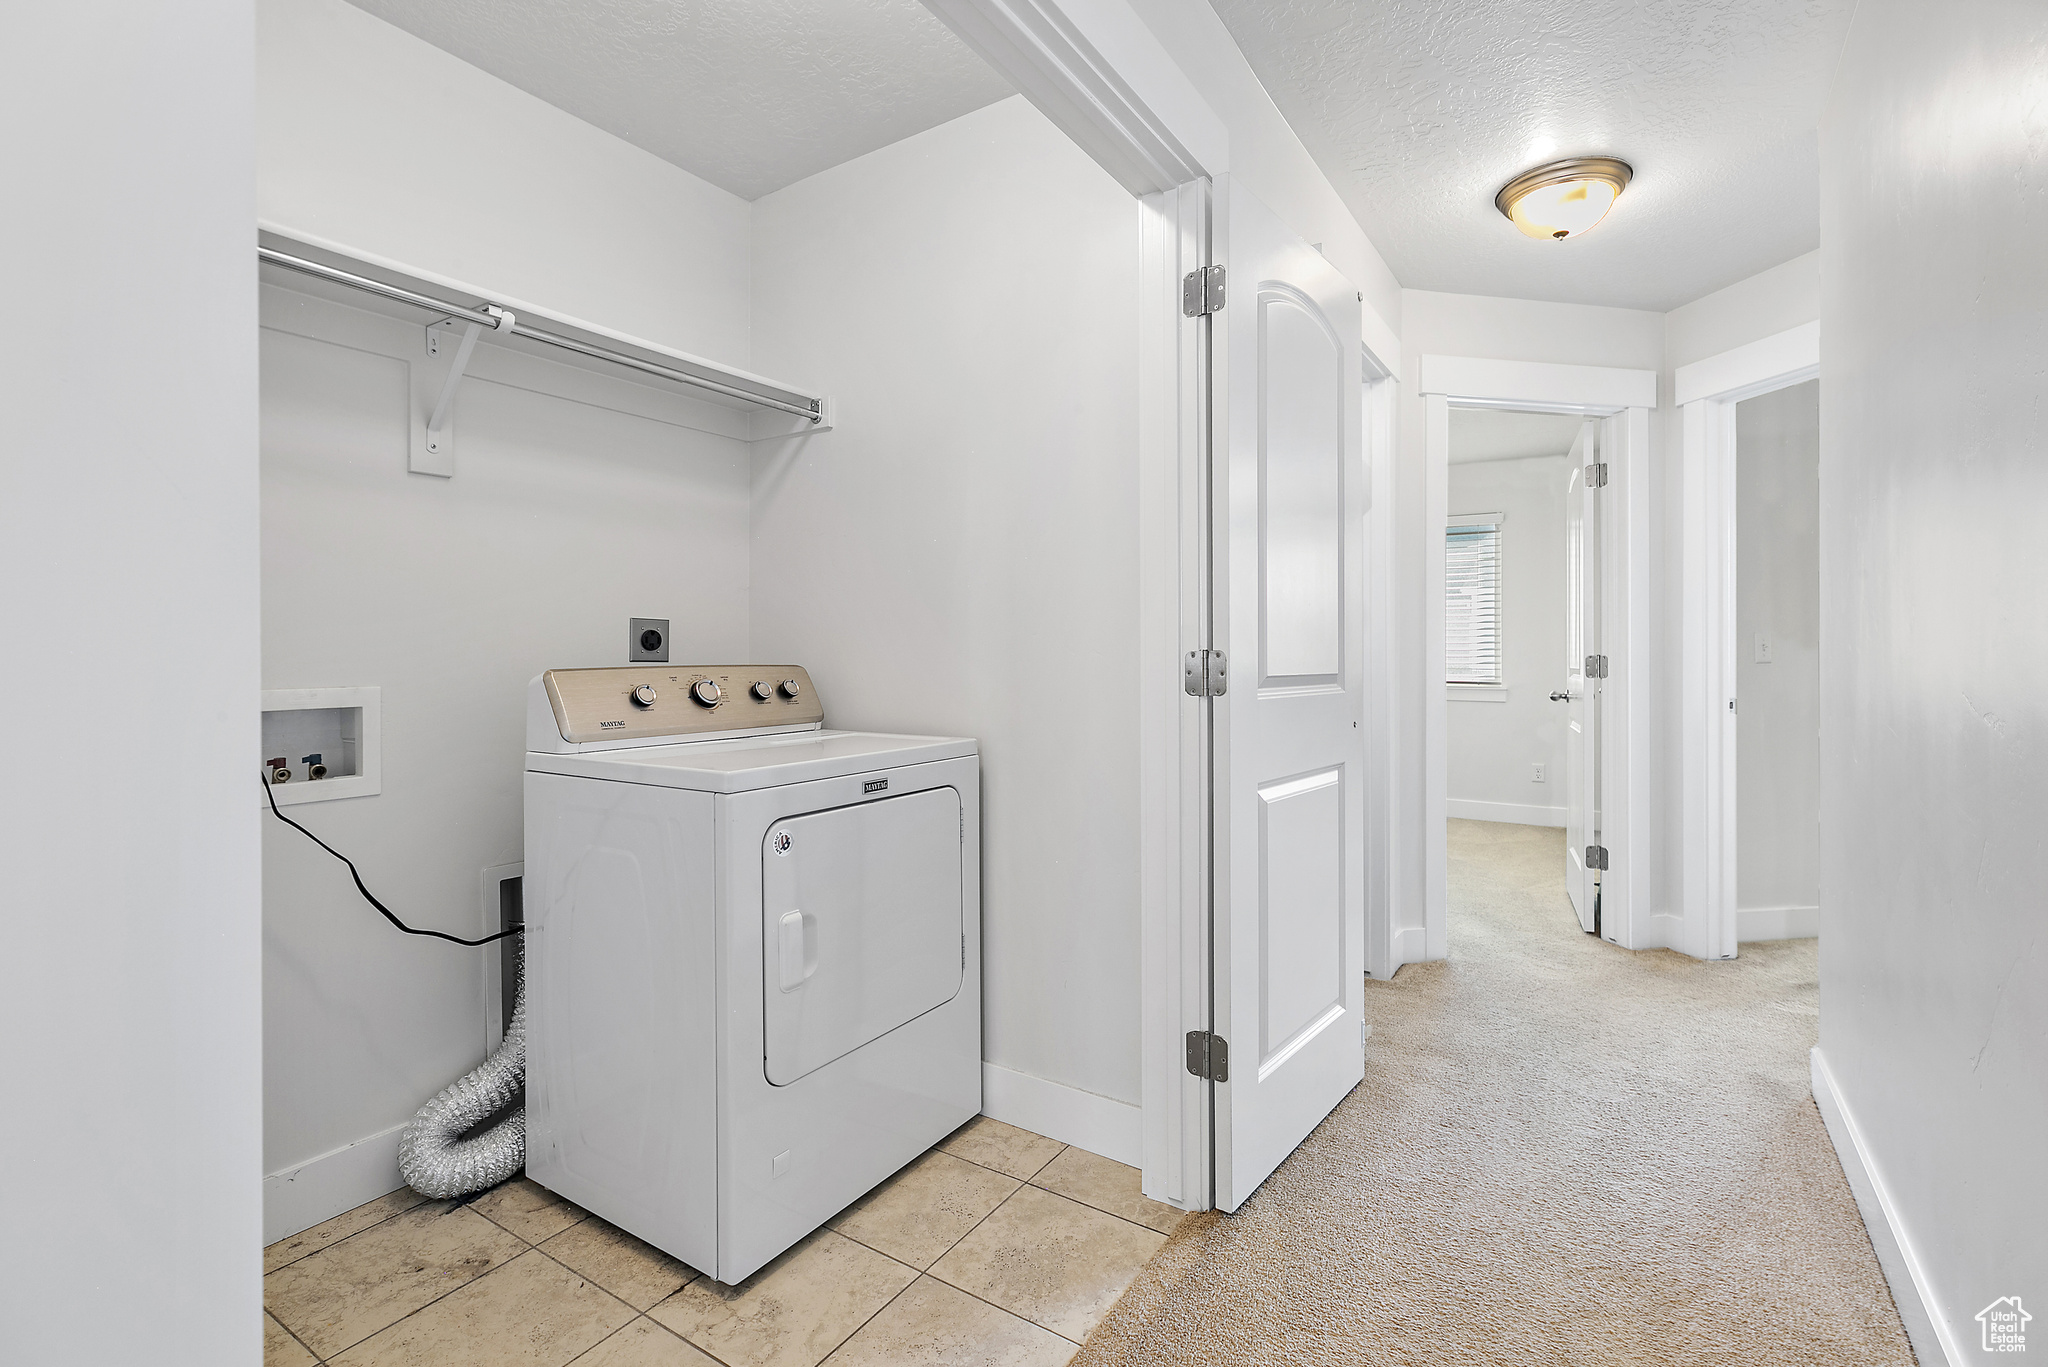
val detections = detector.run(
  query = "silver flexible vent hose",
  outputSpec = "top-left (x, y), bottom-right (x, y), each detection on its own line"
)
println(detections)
top-left (398, 960), bottom-right (525, 1198)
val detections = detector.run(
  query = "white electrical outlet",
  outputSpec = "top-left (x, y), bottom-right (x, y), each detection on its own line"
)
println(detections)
top-left (1532, 762), bottom-right (1546, 783)
top-left (1755, 634), bottom-right (1774, 663)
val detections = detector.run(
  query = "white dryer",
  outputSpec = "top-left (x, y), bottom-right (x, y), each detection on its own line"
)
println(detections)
top-left (522, 665), bottom-right (980, 1284)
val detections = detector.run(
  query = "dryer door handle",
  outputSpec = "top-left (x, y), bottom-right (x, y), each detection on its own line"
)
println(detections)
top-left (777, 910), bottom-right (818, 992)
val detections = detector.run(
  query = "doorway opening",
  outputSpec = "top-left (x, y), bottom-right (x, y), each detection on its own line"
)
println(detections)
top-left (1675, 321), bottom-right (1821, 959)
top-left (1444, 407), bottom-right (1588, 940)
top-left (1731, 379), bottom-right (1822, 944)
top-left (1418, 356), bottom-right (1655, 966)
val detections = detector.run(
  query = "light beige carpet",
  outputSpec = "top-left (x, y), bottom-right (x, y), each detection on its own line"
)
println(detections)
top-left (1074, 819), bottom-right (1913, 1366)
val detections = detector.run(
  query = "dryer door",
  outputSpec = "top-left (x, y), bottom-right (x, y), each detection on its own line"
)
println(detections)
top-left (762, 785), bottom-right (964, 1086)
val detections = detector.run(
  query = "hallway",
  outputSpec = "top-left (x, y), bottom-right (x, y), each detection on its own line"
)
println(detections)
top-left (1074, 819), bottom-right (1912, 1366)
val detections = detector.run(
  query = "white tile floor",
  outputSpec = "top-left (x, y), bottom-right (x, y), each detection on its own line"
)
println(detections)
top-left (264, 1117), bottom-right (1185, 1366)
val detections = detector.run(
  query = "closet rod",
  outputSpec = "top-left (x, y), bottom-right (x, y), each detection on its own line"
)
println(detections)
top-left (258, 246), bottom-right (822, 423)
top-left (259, 246), bottom-right (500, 328)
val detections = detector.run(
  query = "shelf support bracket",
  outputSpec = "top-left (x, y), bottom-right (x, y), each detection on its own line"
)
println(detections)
top-left (414, 305), bottom-right (514, 477)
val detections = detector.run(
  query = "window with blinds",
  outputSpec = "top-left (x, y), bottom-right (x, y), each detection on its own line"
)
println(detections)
top-left (1446, 518), bottom-right (1502, 685)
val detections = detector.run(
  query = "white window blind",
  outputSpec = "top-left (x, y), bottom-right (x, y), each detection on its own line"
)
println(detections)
top-left (1446, 517), bottom-right (1502, 685)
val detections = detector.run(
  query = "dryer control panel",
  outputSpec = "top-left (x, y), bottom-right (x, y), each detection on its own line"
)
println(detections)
top-left (541, 665), bottom-right (823, 745)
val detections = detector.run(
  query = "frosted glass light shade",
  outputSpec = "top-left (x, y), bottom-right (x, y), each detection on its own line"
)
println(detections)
top-left (1495, 158), bottom-right (1633, 241)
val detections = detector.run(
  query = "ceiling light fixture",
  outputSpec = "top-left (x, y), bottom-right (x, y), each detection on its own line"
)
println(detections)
top-left (1495, 157), bottom-right (1633, 241)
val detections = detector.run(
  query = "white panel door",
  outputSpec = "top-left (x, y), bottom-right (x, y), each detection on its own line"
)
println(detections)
top-left (1562, 420), bottom-right (1601, 931)
top-left (1212, 177), bottom-right (1366, 1211)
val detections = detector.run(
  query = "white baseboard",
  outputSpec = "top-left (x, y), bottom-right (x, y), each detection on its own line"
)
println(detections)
top-left (981, 1063), bottom-right (1140, 1167)
top-left (1445, 798), bottom-right (1565, 828)
top-left (1739, 904), bottom-right (1820, 941)
top-left (264, 1122), bottom-right (407, 1245)
top-left (1810, 1048), bottom-right (1958, 1365)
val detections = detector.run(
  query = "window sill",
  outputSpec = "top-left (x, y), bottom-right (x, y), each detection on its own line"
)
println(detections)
top-left (1447, 685), bottom-right (1508, 703)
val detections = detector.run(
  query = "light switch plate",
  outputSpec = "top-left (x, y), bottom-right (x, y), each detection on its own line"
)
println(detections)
top-left (630, 618), bottom-right (669, 663)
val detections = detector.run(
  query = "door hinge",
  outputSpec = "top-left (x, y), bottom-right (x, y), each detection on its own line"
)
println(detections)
top-left (1584, 654), bottom-right (1609, 678)
top-left (1185, 1030), bottom-right (1230, 1081)
top-left (1586, 844), bottom-right (1610, 870)
top-left (1586, 461), bottom-right (1608, 488)
top-left (1184, 649), bottom-right (1228, 697)
top-left (1182, 264), bottom-right (1225, 317)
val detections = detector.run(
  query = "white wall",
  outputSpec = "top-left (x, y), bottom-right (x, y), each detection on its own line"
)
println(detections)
top-left (258, 0), bottom-right (752, 364)
top-left (0, 2), bottom-right (262, 1362)
top-left (1446, 455), bottom-right (1572, 826)
top-left (1405, 293), bottom-right (1666, 373)
top-left (1664, 251), bottom-right (1819, 373)
top-left (1816, 1), bottom-right (2048, 1357)
top-left (259, 287), bottom-right (753, 1238)
top-left (256, 0), bottom-right (759, 1239)
top-left (749, 96), bottom-right (1144, 1108)
top-left (1734, 380), bottom-right (1819, 931)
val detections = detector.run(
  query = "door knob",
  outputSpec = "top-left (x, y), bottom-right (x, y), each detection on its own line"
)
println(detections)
top-left (1550, 690), bottom-right (1571, 702)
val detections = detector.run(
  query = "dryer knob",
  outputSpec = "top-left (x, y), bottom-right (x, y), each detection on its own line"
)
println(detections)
top-left (630, 683), bottom-right (658, 708)
top-left (779, 679), bottom-right (802, 699)
top-left (750, 681), bottom-right (774, 701)
top-left (691, 679), bottom-right (723, 707)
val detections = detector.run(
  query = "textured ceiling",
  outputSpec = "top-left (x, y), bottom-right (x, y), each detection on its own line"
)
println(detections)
top-left (346, 0), bottom-right (1012, 200)
top-left (1450, 407), bottom-right (1584, 464)
top-left (1208, 0), bottom-right (1855, 311)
